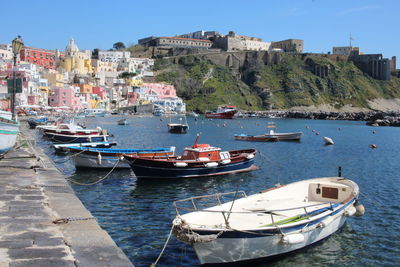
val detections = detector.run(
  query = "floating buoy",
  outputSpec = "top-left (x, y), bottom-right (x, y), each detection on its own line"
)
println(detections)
top-left (372, 130), bottom-right (376, 134)
top-left (316, 132), bottom-right (320, 135)
top-left (338, 128), bottom-right (341, 131)
top-left (324, 137), bottom-right (334, 145)
top-left (312, 129), bottom-right (316, 132)
top-left (370, 144), bottom-right (377, 149)
top-left (305, 126), bottom-right (310, 129)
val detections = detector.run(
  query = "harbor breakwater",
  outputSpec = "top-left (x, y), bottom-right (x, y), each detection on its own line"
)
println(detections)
top-left (258, 110), bottom-right (400, 127)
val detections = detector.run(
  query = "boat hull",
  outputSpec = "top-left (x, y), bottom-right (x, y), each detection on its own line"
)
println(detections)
top-left (126, 157), bottom-right (257, 179)
top-left (0, 120), bottom-right (19, 155)
top-left (205, 111), bottom-right (236, 119)
top-left (265, 132), bottom-right (303, 141)
top-left (45, 132), bottom-right (108, 143)
top-left (168, 124), bottom-right (188, 134)
top-left (192, 211), bottom-right (349, 264)
top-left (234, 134), bottom-right (278, 142)
top-left (74, 153), bottom-right (131, 169)
top-left (71, 147), bottom-right (175, 169)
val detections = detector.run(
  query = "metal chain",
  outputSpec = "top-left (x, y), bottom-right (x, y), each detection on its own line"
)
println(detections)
top-left (53, 216), bottom-right (96, 224)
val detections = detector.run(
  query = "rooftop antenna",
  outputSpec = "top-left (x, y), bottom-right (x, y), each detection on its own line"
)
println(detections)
top-left (349, 33), bottom-right (354, 47)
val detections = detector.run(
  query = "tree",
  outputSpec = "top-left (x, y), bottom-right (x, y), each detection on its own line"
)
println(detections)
top-left (118, 72), bottom-right (137, 79)
top-left (92, 48), bottom-right (99, 59)
top-left (113, 42), bottom-right (126, 50)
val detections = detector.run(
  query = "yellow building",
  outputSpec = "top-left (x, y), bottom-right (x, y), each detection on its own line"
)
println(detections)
top-left (43, 72), bottom-right (65, 88)
top-left (59, 39), bottom-right (92, 75)
top-left (127, 78), bottom-right (143, 87)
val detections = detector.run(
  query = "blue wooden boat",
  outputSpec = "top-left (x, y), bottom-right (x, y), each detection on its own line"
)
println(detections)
top-left (124, 136), bottom-right (257, 179)
top-left (68, 146), bottom-right (176, 169)
top-left (53, 141), bottom-right (118, 153)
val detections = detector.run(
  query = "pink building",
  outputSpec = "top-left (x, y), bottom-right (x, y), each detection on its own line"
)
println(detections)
top-left (49, 87), bottom-right (83, 110)
top-left (127, 92), bottom-right (140, 104)
top-left (142, 83), bottom-right (177, 98)
top-left (92, 86), bottom-right (107, 100)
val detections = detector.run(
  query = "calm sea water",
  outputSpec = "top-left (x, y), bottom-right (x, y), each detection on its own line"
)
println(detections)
top-left (32, 116), bottom-right (400, 266)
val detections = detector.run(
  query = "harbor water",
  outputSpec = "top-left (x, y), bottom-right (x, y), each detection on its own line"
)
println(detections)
top-left (32, 116), bottom-right (400, 266)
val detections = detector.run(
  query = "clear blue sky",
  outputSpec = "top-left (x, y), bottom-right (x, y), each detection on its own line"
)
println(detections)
top-left (2, 0), bottom-right (398, 62)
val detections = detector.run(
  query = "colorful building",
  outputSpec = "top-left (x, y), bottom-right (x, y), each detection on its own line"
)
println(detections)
top-left (49, 86), bottom-right (83, 110)
top-left (20, 46), bottom-right (57, 69)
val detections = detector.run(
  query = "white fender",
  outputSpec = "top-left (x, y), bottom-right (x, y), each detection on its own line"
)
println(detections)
top-left (96, 152), bottom-right (102, 165)
top-left (345, 205), bottom-right (357, 216)
top-left (174, 162), bottom-right (188, 167)
top-left (354, 203), bottom-right (365, 216)
top-left (205, 162), bottom-right (218, 168)
top-left (281, 233), bottom-right (304, 244)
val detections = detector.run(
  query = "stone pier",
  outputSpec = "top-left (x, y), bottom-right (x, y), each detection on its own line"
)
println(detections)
top-left (0, 126), bottom-right (133, 267)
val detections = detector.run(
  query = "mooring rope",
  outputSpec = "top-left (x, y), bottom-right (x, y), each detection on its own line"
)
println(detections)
top-left (53, 149), bottom-right (88, 163)
top-left (65, 158), bottom-right (120, 186)
top-left (151, 224), bottom-right (174, 267)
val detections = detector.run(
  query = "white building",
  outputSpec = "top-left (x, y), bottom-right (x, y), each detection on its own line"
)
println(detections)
top-left (0, 44), bottom-right (12, 61)
top-left (98, 50), bottom-right (131, 63)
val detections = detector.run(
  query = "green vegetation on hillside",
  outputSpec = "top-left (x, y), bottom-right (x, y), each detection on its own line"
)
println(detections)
top-left (154, 53), bottom-right (400, 112)
top-left (155, 56), bottom-right (262, 112)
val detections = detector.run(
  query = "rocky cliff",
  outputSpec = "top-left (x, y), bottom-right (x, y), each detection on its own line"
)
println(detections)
top-left (153, 52), bottom-right (400, 112)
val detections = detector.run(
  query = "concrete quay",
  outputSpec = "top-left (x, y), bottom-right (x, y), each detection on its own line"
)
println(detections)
top-left (0, 127), bottom-right (134, 267)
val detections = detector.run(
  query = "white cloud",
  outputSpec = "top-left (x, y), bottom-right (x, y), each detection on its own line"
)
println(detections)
top-left (338, 5), bottom-right (381, 16)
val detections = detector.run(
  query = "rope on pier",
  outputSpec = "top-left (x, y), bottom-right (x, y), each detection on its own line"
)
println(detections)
top-left (65, 159), bottom-right (120, 186)
top-left (53, 216), bottom-right (96, 224)
top-left (151, 224), bottom-right (174, 267)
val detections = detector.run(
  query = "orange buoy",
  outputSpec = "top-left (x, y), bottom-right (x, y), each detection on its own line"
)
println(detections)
top-left (370, 144), bottom-right (377, 149)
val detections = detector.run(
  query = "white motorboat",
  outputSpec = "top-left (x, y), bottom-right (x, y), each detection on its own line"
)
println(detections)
top-left (172, 177), bottom-right (364, 265)
top-left (0, 111), bottom-right (19, 155)
top-left (264, 129), bottom-right (303, 141)
top-left (117, 118), bottom-right (127, 125)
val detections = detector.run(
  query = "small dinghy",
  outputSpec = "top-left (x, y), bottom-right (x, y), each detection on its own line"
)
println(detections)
top-left (234, 134), bottom-right (278, 142)
top-left (117, 118), bottom-right (127, 125)
top-left (324, 137), bottom-right (334, 145)
top-left (172, 176), bottom-right (364, 265)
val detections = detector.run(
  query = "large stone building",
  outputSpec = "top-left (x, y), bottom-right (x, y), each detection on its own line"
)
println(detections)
top-left (332, 46), bottom-right (360, 56)
top-left (138, 36), bottom-right (212, 49)
top-left (349, 51), bottom-right (392, 80)
top-left (271, 39), bottom-right (304, 53)
top-left (214, 31), bottom-right (270, 52)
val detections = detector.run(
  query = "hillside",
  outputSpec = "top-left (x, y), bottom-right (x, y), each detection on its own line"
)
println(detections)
top-left (153, 53), bottom-right (400, 112)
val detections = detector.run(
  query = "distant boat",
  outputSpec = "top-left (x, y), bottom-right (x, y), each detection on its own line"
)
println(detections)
top-left (69, 146), bottom-right (176, 169)
top-left (205, 105), bottom-right (237, 119)
top-left (167, 115), bottom-right (189, 134)
top-left (0, 111), bottom-right (19, 155)
top-left (124, 135), bottom-right (257, 179)
top-left (264, 129), bottom-right (303, 141)
top-left (234, 133), bottom-right (278, 142)
top-left (172, 177), bottom-right (364, 265)
top-left (117, 118), bottom-right (127, 125)
top-left (153, 108), bottom-right (165, 116)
